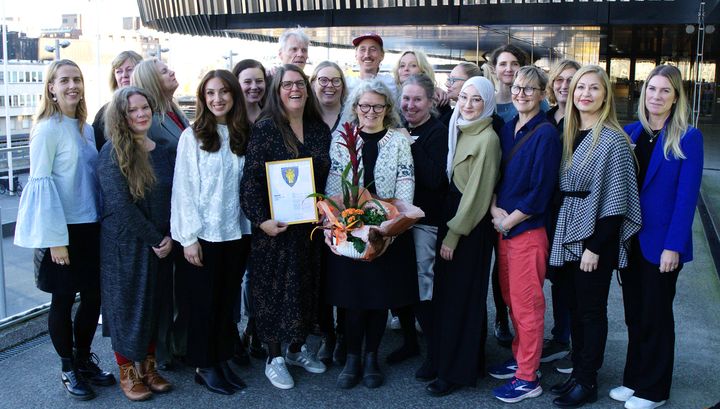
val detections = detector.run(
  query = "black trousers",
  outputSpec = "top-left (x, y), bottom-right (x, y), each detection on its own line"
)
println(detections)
top-left (620, 250), bottom-right (681, 402)
top-left (184, 237), bottom-right (250, 368)
top-left (344, 309), bottom-right (386, 355)
top-left (556, 261), bottom-right (613, 387)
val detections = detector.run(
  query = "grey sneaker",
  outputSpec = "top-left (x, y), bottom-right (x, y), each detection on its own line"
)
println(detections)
top-left (285, 344), bottom-right (327, 374)
top-left (553, 354), bottom-right (573, 374)
top-left (540, 339), bottom-right (570, 363)
top-left (265, 357), bottom-right (294, 389)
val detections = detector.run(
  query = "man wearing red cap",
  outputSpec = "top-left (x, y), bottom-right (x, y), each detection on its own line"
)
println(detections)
top-left (347, 32), bottom-right (397, 96)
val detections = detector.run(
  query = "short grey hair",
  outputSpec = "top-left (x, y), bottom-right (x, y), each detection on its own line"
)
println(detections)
top-left (343, 78), bottom-right (401, 129)
top-left (279, 27), bottom-right (310, 51)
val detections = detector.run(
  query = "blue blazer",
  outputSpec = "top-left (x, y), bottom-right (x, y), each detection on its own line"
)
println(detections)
top-left (625, 121), bottom-right (703, 264)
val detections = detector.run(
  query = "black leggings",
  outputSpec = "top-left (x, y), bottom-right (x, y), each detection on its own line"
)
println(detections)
top-left (345, 309), bottom-right (387, 355)
top-left (48, 289), bottom-right (101, 359)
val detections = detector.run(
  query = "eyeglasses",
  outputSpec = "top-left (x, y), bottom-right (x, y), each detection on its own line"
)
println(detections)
top-left (511, 85), bottom-right (542, 96)
top-left (553, 76), bottom-right (573, 85)
top-left (457, 93), bottom-right (483, 106)
top-left (357, 104), bottom-right (387, 113)
top-left (445, 77), bottom-right (467, 86)
top-left (317, 76), bottom-right (342, 87)
top-left (280, 80), bottom-right (307, 90)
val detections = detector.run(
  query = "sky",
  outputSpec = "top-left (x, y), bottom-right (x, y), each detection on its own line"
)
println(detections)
top-left (2, 0), bottom-right (139, 35)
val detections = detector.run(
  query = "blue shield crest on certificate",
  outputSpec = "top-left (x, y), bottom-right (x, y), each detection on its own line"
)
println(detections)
top-left (282, 166), bottom-right (299, 187)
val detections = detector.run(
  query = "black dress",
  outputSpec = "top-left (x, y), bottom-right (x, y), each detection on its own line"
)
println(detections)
top-left (240, 117), bottom-right (331, 344)
top-left (432, 182), bottom-right (495, 386)
top-left (325, 130), bottom-right (419, 310)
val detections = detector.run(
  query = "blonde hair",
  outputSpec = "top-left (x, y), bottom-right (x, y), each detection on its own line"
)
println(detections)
top-left (35, 59), bottom-right (87, 134)
top-left (563, 65), bottom-right (628, 168)
top-left (108, 50), bottom-right (142, 91)
top-left (104, 87), bottom-right (157, 201)
top-left (637, 65), bottom-right (689, 160)
top-left (131, 58), bottom-right (182, 117)
top-left (546, 59), bottom-right (581, 105)
top-left (393, 50), bottom-right (436, 86)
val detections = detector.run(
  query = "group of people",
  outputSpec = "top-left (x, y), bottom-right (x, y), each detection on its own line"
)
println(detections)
top-left (13, 27), bottom-right (702, 409)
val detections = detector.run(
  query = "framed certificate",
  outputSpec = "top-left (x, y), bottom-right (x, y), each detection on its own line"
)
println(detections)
top-left (265, 157), bottom-right (318, 225)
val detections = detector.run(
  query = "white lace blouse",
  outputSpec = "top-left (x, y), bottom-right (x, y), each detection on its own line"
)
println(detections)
top-left (170, 124), bottom-right (251, 247)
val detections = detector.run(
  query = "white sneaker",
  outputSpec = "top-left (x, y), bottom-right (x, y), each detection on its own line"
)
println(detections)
top-left (389, 316), bottom-right (401, 330)
top-left (624, 396), bottom-right (666, 409)
top-left (265, 357), bottom-right (294, 389)
top-left (610, 385), bottom-right (635, 402)
top-left (285, 344), bottom-right (326, 374)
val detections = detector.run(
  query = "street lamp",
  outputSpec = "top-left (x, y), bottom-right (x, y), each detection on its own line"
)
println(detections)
top-left (149, 44), bottom-right (170, 61)
top-left (223, 50), bottom-right (239, 70)
top-left (44, 39), bottom-right (71, 60)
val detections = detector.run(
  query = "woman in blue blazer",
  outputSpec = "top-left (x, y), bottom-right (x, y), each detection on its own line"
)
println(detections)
top-left (612, 65), bottom-right (703, 409)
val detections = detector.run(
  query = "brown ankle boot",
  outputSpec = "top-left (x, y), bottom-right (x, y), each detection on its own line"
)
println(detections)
top-left (140, 355), bottom-right (172, 393)
top-left (119, 362), bottom-right (152, 401)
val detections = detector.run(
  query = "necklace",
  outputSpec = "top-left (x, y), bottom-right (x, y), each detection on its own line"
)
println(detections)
top-left (648, 129), bottom-right (661, 143)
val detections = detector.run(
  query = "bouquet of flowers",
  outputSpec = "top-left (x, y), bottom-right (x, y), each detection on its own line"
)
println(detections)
top-left (310, 122), bottom-right (424, 261)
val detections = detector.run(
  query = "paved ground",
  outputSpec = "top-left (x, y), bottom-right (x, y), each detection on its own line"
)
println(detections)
top-left (0, 125), bottom-right (719, 408)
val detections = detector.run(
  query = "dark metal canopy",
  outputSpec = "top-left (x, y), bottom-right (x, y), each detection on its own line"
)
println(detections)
top-left (137, 0), bottom-right (720, 60)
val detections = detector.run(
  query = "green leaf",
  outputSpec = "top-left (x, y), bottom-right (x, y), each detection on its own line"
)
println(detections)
top-left (351, 238), bottom-right (366, 254)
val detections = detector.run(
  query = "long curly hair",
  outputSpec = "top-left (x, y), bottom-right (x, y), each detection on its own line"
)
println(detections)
top-left (192, 70), bottom-right (250, 155)
top-left (257, 64), bottom-right (323, 157)
top-left (104, 86), bottom-right (157, 201)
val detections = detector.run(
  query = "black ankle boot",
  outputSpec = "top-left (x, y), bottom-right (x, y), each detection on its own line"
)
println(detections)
top-left (318, 334), bottom-right (336, 366)
top-left (333, 335), bottom-right (347, 366)
top-left (550, 375), bottom-right (577, 395)
top-left (231, 335), bottom-right (250, 367)
top-left (61, 357), bottom-right (95, 400)
top-left (426, 377), bottom-right (461, 397)
top-left (362, 352), bottom-right (384, 388)
top-left (553, 382), bottom-right (598, 407)
top-left (74, 349), bottom-right (116, 386)
top-left (336, 353), bottom-right (361, 389)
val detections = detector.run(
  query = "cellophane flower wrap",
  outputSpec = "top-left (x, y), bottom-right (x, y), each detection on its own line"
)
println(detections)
top-left (310, 122), bottom-right (424, 261)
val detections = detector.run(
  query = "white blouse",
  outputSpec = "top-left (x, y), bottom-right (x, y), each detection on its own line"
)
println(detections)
top-left (170, 124), bottom-right (251, 247)
top-left (14, 114), bottom-right (100, 248)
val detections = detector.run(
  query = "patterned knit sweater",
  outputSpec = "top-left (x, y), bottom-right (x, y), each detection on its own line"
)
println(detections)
top-left (326, 128), bottom-right (414, 202)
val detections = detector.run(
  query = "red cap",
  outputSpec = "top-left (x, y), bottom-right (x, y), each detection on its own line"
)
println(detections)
top-left (352, 32), bottom-right (383, 48)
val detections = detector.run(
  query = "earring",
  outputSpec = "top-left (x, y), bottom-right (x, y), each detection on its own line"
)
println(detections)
top-left (52, 96), bottom-right (57, 102)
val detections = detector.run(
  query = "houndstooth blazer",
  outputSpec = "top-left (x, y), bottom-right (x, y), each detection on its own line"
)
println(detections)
top-left (550, 126), bottom-right (642, 269)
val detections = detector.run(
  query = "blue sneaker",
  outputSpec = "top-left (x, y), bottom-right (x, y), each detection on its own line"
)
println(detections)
top-left (493, 376), bottom-right (543, 403)
top-left (488, 358), bottom-right (518, 379)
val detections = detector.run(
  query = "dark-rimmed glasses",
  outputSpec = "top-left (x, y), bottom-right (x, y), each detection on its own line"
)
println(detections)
top-left (511, 85), bottom-right (542, 96)
top-left (317, 77), bottom-right (342, 87)
top-left (280, 80), bottom-right (307, 90)
top-left (357, 104), bottom-right (387, 113)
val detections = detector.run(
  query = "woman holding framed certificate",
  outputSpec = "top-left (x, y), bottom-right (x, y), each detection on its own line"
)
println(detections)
top-left (240, 64), bottom-right (332, 390)
top-left (170, 69), bottom-right (252, 395)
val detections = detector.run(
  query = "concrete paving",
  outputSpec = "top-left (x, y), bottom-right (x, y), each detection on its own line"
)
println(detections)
top-left (0, 127), bottom-right (719, 408)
